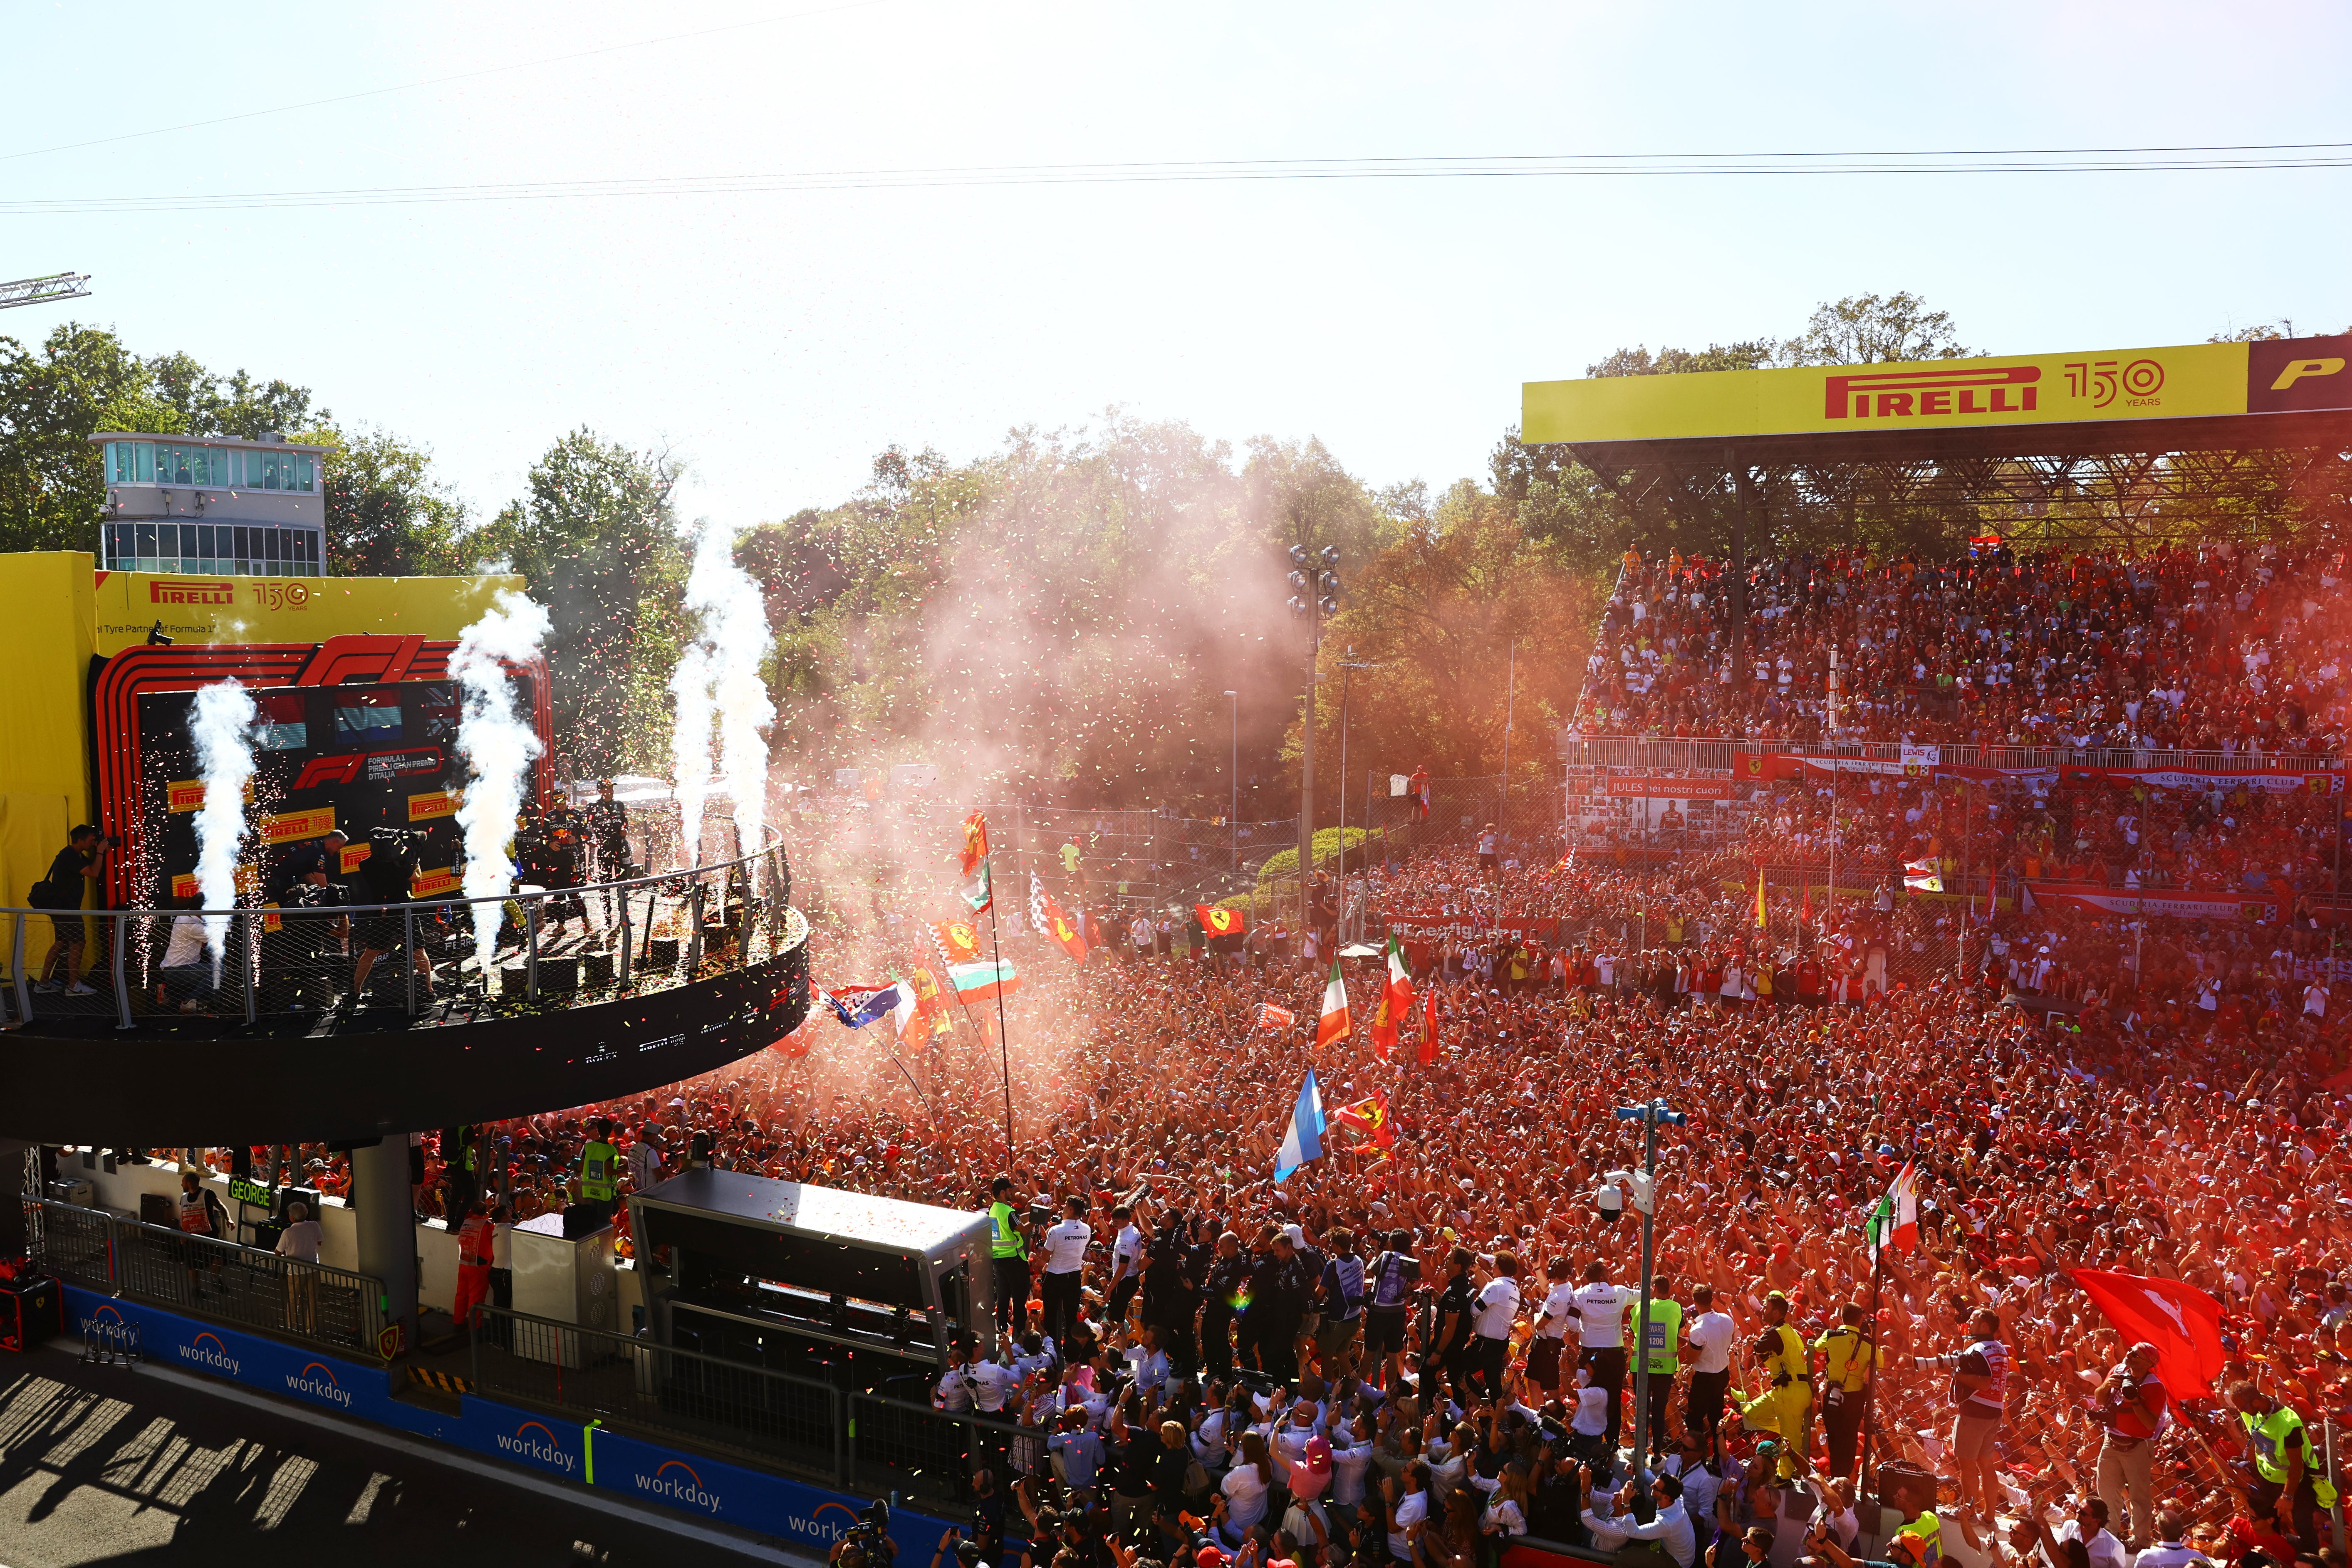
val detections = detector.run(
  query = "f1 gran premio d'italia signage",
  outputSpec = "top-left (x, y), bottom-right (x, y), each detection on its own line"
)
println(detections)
top-left (1521, 332), bottom-right (2352, 445)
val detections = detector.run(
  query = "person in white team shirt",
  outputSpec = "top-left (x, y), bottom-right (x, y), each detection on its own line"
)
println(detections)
top-left (1681, 1284), bottom-right (1738, 1444)
top-left (1468, 1252), bottom-right (1522, 1400)
top-left (1106, 1203), bottom-right (1144, 1326)
top-left (1529, 1256), bottom-right (1578, 1395)
top-left (1684, 1288), bottom-right (1740, 1448)
top-left (1568, 1261), bottom-right (1636, 1447)
top-left (1040, 1196), bottom-right (1092, 1350)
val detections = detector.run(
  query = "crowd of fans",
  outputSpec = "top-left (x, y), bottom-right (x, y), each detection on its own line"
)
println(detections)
top-left (1573, 542), bottom-right (2352, 753)
top-left (133, 543), bottom-right (2352, 1568)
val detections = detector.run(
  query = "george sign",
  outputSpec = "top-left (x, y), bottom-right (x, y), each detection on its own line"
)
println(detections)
top-left (1523, 332), bottom-right (2352, 446)
top-left (227, 1177), bottom-right (273, 1207)
top-left (1601, 776), bottom-right (1734, 800)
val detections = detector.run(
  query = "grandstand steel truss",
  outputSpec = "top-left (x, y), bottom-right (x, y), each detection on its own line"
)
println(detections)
top-left (1565, 406), bottom-right (2352, 549)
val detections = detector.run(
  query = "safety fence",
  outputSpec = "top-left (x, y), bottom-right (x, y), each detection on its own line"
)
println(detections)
top-left (470, 1305), bottom-right (1034, 1512)
top-left (22, 1196), bottom-right (386, 1358)
top-left (0, 829), bottom-right (801, 1034)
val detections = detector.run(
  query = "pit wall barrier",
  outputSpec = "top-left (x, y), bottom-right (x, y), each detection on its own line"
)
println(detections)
top-left (59, 1285), bottom-right (958, 1555)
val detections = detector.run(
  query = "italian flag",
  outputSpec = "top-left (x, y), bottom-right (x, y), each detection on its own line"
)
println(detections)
top-left (948, 959), bottom-right (1023, 1003)
top-left (1316, 960), bottom-right (1351, 1048)
top-left (1869, 1162), bottom-right (1919, 1256)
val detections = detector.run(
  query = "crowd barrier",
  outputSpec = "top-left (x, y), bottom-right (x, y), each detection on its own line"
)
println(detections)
top-left (470, 1304), bottom-right (1035, 1514)
top-left (49, 1284), bottom-right (972, 1554)
top-left (27, 1195), bottom-right (385, 1358)
top-left (1562, 734), bottom-right (2340, 777)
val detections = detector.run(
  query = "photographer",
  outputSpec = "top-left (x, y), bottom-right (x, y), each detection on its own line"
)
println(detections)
top-left (2090, 1342), bottom-right (2166, 1549)
top-left (827, 1501), bottom-right (897, 1568)
top-left (31, 824), bottom-right (110, 996)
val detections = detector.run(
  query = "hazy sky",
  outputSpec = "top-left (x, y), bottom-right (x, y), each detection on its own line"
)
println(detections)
top-left (3, 1), bottom-right (2345, 529)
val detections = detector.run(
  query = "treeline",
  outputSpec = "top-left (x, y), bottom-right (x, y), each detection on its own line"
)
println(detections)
top-left (0, 323), bottom-right (683, 778)
top-left (6, 293), bottom-right (2313, 815)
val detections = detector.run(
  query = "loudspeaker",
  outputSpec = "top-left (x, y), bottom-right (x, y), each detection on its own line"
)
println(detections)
top-left (1874, 1460), bottom-right (1938, 1519)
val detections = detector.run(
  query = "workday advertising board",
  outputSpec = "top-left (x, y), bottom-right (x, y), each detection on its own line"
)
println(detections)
top-left (60, 1286), bottom-right (958, 1551)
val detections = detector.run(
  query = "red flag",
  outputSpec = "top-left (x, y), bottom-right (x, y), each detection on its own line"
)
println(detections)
top-left (1416, 987), bottom-right (1439, 1066)
top-left (1255, 1002), bottom-right (1296, 1032)
top-left (2069, 1268), bottom-right (2226, 1397)
top-left (933, 919), bottom-right (983, 965)
top-left (1040, 891), bottom-right (1089, 963)
top-left (1197, 904), bottom-right (1247, 936)
top-left (959, 811), bottom-right (990, 876)
top-left (1331, 1090), bottom-right (1394, 1148)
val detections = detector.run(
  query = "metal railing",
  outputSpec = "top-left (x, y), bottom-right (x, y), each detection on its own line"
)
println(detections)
top-left (24, 1195), bottom-right (387, 1358)
top-left (470, 1306), bottom-right (1042, 1510)
top-left (0, 825), bottom-right (803, 1034)
top-left (1560, 733), bottom-right (2343, 776)
top-left (472, 1306), bottom-right (842, 1479)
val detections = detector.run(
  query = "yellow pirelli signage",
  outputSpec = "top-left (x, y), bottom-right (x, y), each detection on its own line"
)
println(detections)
top-left (260, 805), bottom-right (336, 845)
top-left (166, 777), bottom-right (257, 813)
top-left (408, 788), bottom-right (456, 822)
top-left (1522, 333), bottom-right (2352, 445)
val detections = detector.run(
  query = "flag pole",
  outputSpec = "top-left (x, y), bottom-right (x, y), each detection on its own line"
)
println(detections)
top-left (986, 884), bottom-right (1015, 1171)
top-left (1857, 1194), bottom-right (1886, 1489)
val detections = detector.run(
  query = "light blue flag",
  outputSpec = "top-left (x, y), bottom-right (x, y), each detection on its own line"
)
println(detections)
top-left (1274, 1069), bottom-right (1325, 1184)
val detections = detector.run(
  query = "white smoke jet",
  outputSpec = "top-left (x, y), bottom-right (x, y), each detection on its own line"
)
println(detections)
top-left (668, 642), bottom-right (713, 868)
top-left (189, 679), bottom-right (257, 971)
top-left (673, 521), bottom-right (774, 871)
top-left (453, 588), bottom-right (552, 980)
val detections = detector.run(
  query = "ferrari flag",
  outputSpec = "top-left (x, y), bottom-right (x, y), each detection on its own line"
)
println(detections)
top-left (1255, 1002), bottom-right (1296, 1032)
top-left (1037, 882), bottom-right (1088, 963)
top-left (959, 811), bottom-right (990, 876)
top-left (1197, 904), bottom-right (1247, 937)
top-left (933, 919), bottom-right (983, 965)
top-left (1331, 1089), bottom-right (1394, 1149)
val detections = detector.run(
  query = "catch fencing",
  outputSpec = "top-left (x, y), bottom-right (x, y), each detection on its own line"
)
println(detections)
top-left (470, 1305), bottom-right (1034, 1511)
top-left (22, 1196), bottom-right (387, 1358)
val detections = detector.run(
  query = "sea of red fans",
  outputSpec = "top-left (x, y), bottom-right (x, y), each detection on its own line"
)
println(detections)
top-left (153, 542), bottom-right (2352, 1568)
top-left (1574, 542), bottom-right (2350, 753)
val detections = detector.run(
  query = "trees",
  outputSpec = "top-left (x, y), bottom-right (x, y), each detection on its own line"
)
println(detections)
top-left (1778, 290), bottom-right (1972, 366)
top-left (465, 429), bottom-right (686, 777)
top-left (318, 426), bottom-right (469, 578)
top-left (0, 324), bottom-right (182, 552)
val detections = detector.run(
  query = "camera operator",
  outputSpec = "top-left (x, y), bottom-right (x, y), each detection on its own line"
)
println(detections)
top-left (827, 1500), bottom-right (898, 1568)
top-left (31, 824), bottom-right (111, 995)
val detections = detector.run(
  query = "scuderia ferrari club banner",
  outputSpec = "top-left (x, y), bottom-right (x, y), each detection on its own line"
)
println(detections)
top-left (2025, 882), bottom-right (2283, 923)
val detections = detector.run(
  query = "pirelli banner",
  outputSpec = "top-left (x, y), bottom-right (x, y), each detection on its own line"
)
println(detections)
top-left (1523, 332), bottom-right (2352, 445)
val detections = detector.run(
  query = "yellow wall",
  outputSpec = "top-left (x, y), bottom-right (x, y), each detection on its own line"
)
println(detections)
top-left (0, 556), bottom-right (520, 925)
top-left (92, 569), bottom-right (521, 655)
